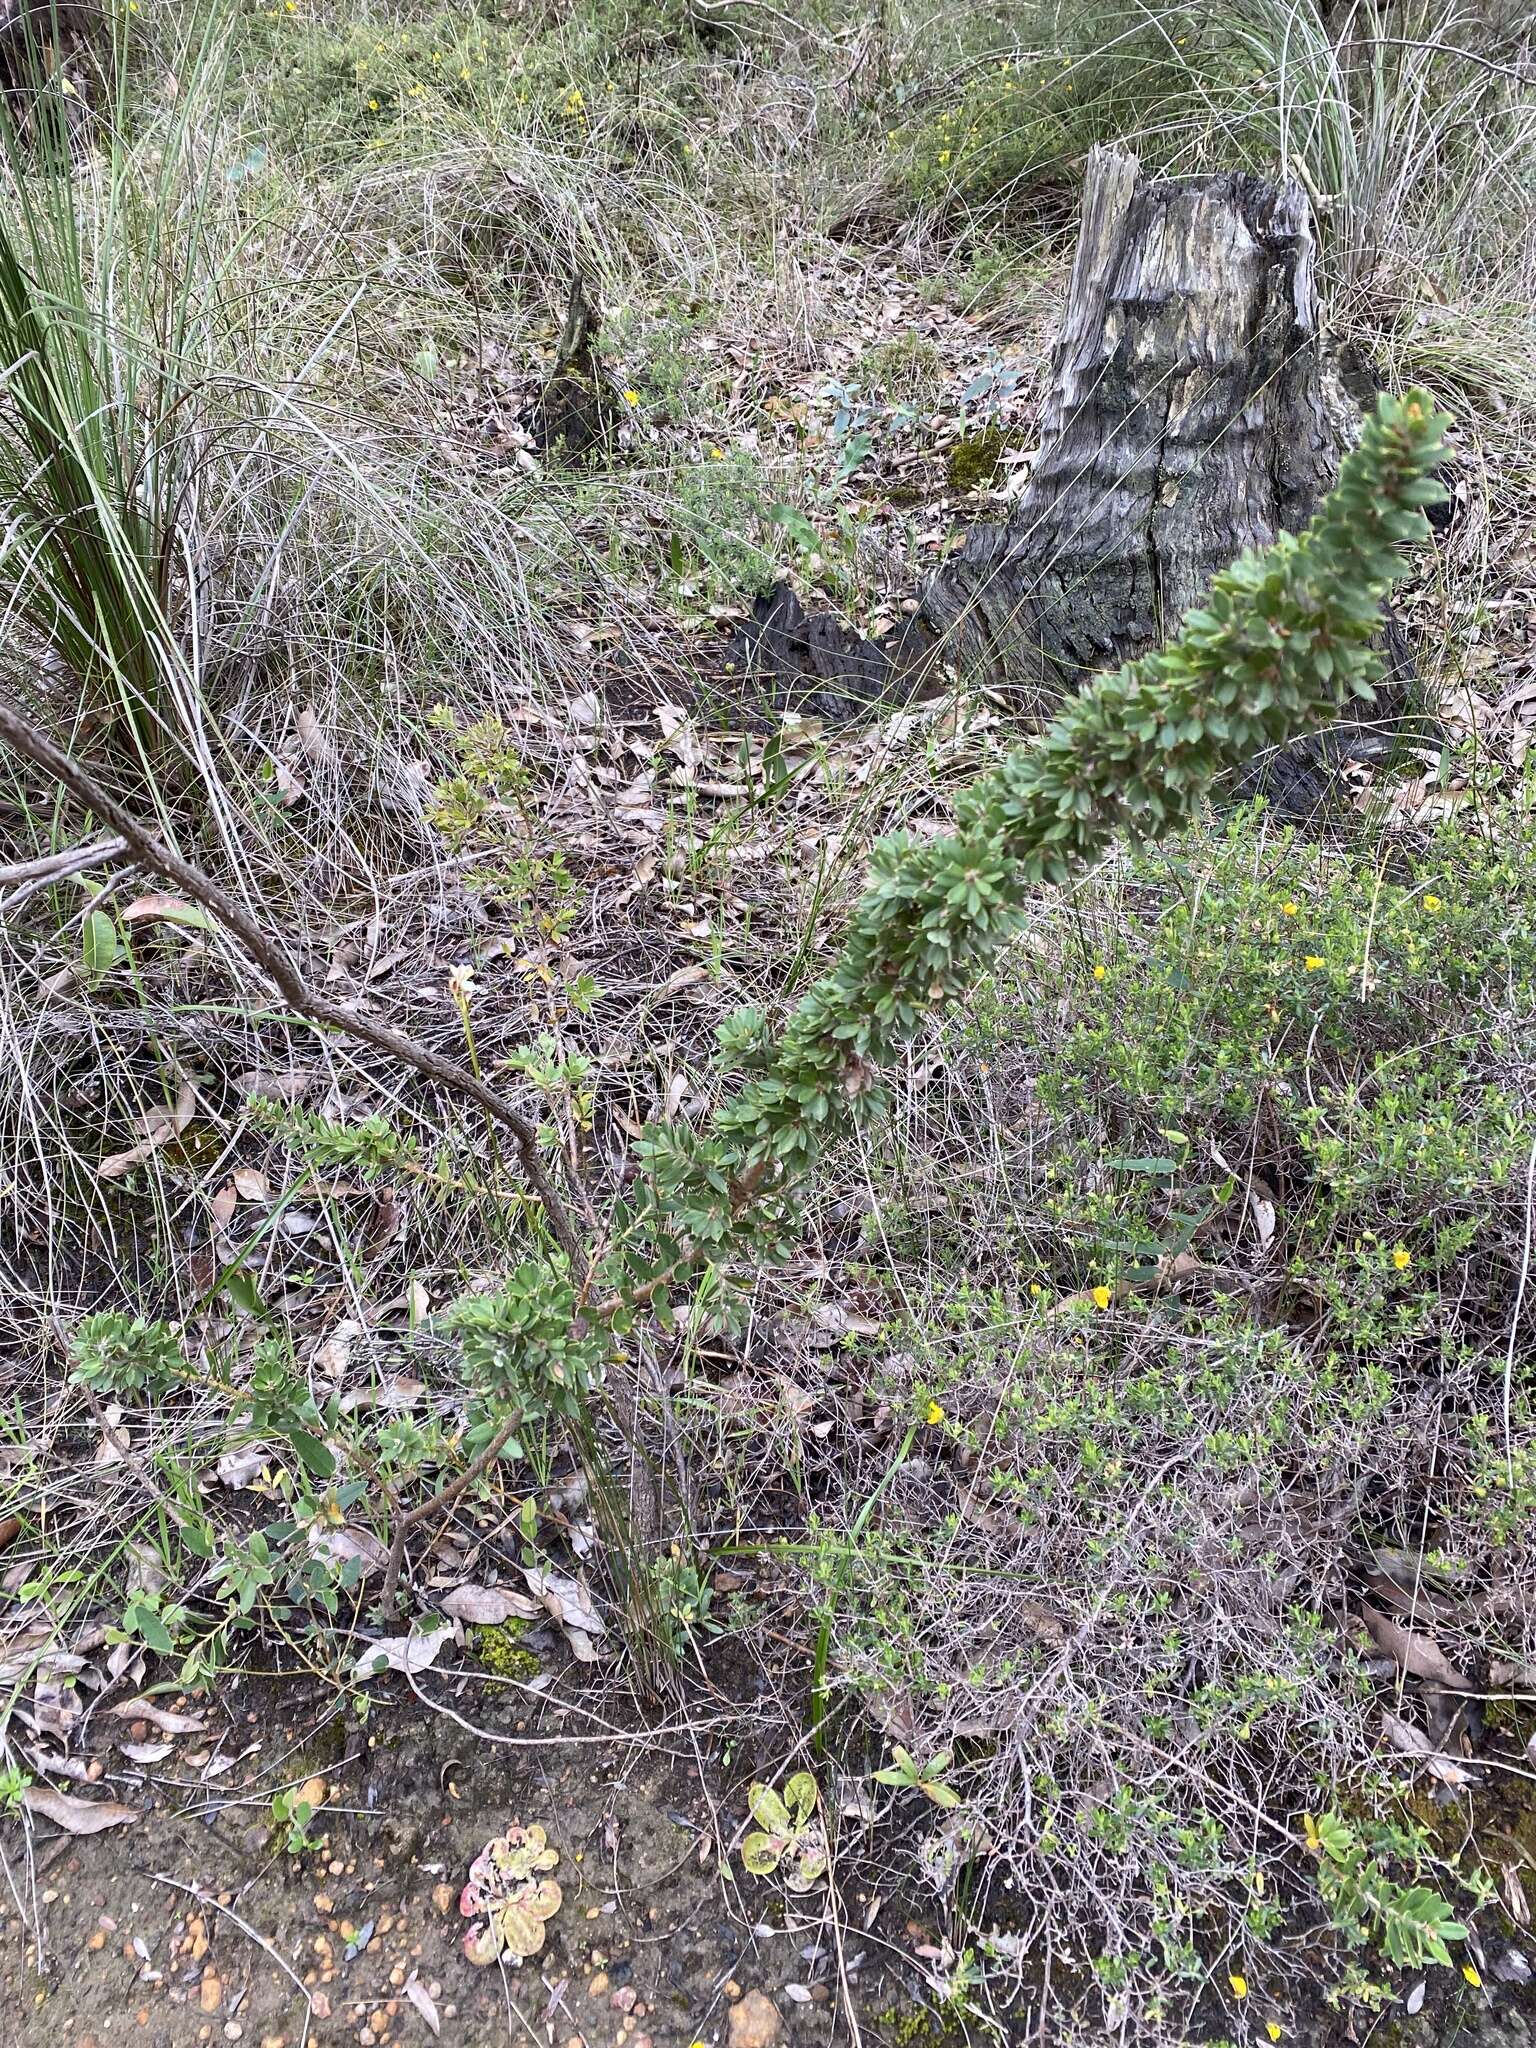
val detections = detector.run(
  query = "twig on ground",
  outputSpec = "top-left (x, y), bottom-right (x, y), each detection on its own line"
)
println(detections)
top-left (148, 1870), bottom-right (315, 2047)
top-left (0, 834), bottom-right (127, 916)
top-left (0, 698), bottom-right (586, 1265)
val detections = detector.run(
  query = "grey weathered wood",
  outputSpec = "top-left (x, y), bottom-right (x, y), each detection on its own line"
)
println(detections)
top-left (731, 146), bottom-right (1351, 729)
top-left (916, 144), bottom-right (1341, 707)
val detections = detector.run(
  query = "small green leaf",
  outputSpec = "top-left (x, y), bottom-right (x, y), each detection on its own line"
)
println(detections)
top-left (288, 1428), bottom-right (336, 1479)
top-left (218, 1268), bottom-right (268, 1316)
top-left (765, 503), bottom-right (819, 552)
top-left (81, 909), bottom-right (120, 984)
top-left (125, 1601), bottom-right (175, 1656)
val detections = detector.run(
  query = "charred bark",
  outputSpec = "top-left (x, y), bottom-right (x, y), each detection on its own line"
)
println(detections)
top-left (0, 2), bottom-right (105, 143)
top-left (529, 273), bottom-right (620, 460)
top-left (729, 147), bottom-right (1419, 806)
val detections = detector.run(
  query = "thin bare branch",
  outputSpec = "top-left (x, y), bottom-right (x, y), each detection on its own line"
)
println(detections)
top-left (0, 697), bottom-right (585, 1264)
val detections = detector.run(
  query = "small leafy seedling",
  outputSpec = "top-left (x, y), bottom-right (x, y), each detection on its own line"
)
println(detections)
top-left (873, 1744), bottom-right (963, 1808)
top-left (741, 1771), bottom-right (828, 1893)
top-left (271, 1782), bottom-right (326, 1857)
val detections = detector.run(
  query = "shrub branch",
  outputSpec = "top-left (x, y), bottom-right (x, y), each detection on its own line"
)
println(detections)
top-left (635, 391), bottom-right (1451, 1274)
top-left (0, 699), bottom-right (586, 1264)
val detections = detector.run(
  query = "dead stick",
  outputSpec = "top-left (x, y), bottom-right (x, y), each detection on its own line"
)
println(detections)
top-left (0, 698), bottom-right (585, 1265)
top-left (380, 1407), bottom-right (523, 1605)
top-left (0, 834), bottom-right (125, 888)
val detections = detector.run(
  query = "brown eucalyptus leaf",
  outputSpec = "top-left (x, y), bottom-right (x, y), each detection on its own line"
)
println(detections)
top-left (22, 1785), bottom-right (137, 1833)
top-left (97, 1078), bottom-right (197, 1180)
top-left (441, 1585), bottom-right (541, 1627)
top-left (1363, 1604), bottom-right (1471, 1691)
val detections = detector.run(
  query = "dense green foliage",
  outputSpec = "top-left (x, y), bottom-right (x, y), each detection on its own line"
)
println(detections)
top-left (634, 392), bottom-right (1449, 1281)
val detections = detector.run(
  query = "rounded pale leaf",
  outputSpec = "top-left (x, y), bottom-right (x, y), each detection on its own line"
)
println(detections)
top-left (786, 1830), bottom-right (828, 1893)
top-left (741, 1830), bottom-right (783, 1877)
top-left (495, 1882), bottom-right (562, 1961)
top-left (462, 1918), bottom-right (504, 1967)
top-left (747, 1782), bottom-right (792, 1833)
top-left (783, 1772), bottom-right (818, 1825)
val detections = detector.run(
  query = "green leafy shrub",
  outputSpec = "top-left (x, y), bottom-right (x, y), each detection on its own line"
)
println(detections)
top-left (237, 7), bottom-right (521, 161)
top-left (1307, 1811), bottom-right (1466, 1969)
top-left (631, 392), bottom-right (1450, 1286)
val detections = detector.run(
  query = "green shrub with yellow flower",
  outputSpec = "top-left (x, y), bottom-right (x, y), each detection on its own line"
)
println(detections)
top-left (235, 5), bottom-right (520, 160)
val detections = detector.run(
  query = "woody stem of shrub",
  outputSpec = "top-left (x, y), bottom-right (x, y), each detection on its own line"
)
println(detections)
top-left (0, 698), bottom-right (587, 1264)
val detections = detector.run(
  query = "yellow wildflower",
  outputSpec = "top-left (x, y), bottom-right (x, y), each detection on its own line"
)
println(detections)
top-left (623, 388), bottom-right (640, 406)
top-left (1280, 900), bottom-right (1298, 916)
top-left (1392, 1245), bottom-right (1411, 1271)
top-left (1267, 2027), bottom-right (1283, 2043)
top-left (1423, 892), bottom-right (1443, 911)
top-left (924, 1400), bottom-right (944, 1425)
top-left (1092, 963), bottom-right (1106, 982)
top-left (1091, 1285), bottom-right (1112, 1311)
top-left (1304, 955), bottom-right (1325, 971)
top-left (1229, 1974), bottom-right (1248, 1999)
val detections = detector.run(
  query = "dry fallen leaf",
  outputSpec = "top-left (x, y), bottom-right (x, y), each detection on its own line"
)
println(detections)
top-left (522, 1567), bottom-right (606, 1659)
top-left (1363, 1605), bottom-right (1471, 1691)
top-left (351, 1619), bottom-right (461, 1683)
top-left (405, 1975), bottom-right (441, 2036)
top-left (441, 1585), bottom-right (541, 1627)
top-left (97, 1077), bottom-right (197, 1181)
top-left (107, 1698), bottom-right (206, 1735)
top-left (313, 1320), bottom-right (359, 1381)
top-left (658, 963), bottom-right (710, 998)
top-left (1381, 1710), bottom-right (1475, 1788)
top-left (22, 1785), bottom-right (137, 1833)
top-left (215, 1445), bottom-right (272, 1490)
top-left (120, 895), bottom-right (214, 932)
top-left (308, 1525), bottom-right (388, 1575)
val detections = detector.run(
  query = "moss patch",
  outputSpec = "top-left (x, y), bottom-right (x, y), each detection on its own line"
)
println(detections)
top-left (946, 426), bottom-right (1014, 492)
top-left (472, 1618), bottom-right (542, 1682)
top-left (870, 2001), bottom-right (964, 2048)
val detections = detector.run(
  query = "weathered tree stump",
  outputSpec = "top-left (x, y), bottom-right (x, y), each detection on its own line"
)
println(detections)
top-left (732, 145), bottom-right (1376, 758)
top-left (0, 1), bottom-right (104, 141)
top-left (920, 145), bottom-right (1341, 705)
top-left (529, 273), bottom-right (620, 460)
